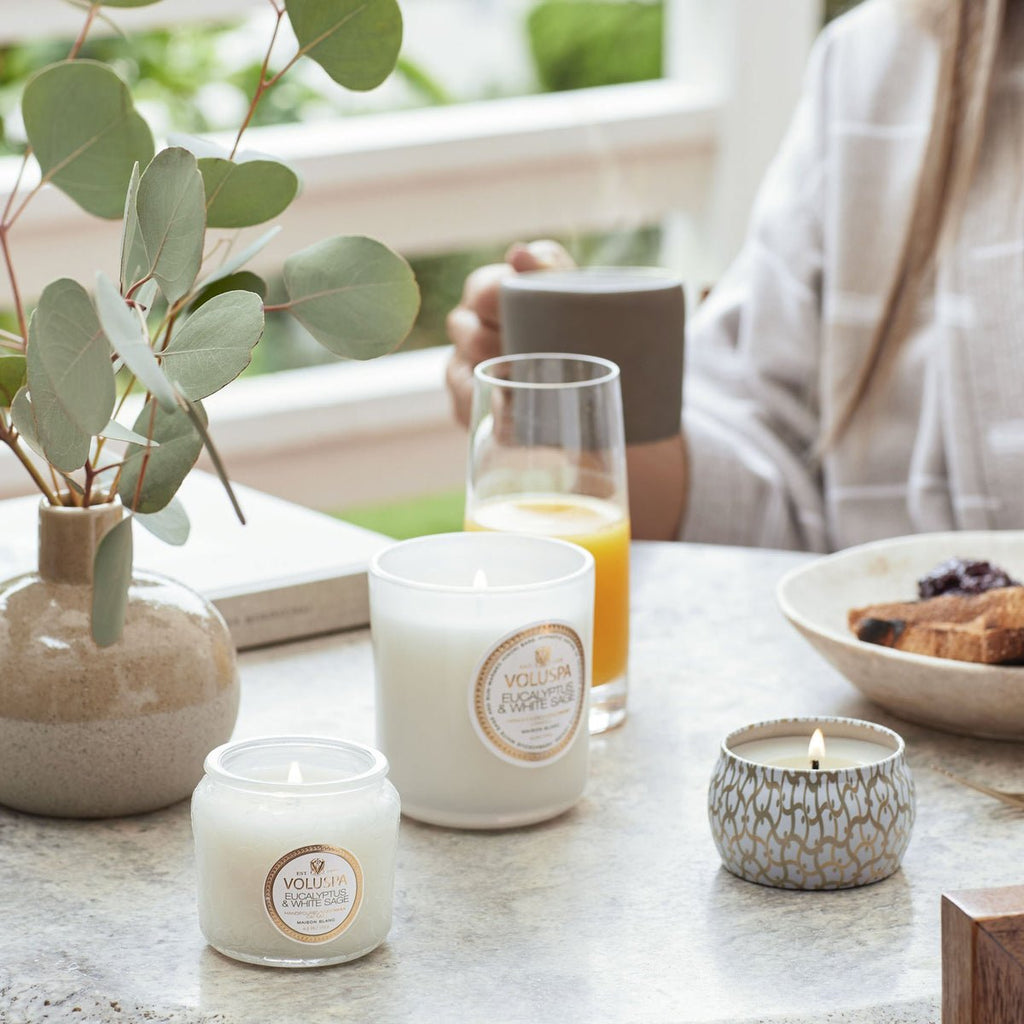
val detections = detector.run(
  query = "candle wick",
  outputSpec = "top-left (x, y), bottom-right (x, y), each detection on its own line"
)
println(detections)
top-left (811, 758), bottom-right (820, 771)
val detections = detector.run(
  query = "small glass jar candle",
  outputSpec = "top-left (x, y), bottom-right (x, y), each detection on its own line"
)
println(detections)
top-left (707, 716), bottom-right (915, 890)
top-left (191, 736), bottom-right (400, 967)
top-left (369, 532), bottom-right (594, 829)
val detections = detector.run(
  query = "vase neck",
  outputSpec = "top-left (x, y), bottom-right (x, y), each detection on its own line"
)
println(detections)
top-left (38, 501), bottom-right (124, 584)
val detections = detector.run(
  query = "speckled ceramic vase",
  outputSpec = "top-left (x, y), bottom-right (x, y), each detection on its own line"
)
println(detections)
top-left (0, 500), bottom-right (240, 818)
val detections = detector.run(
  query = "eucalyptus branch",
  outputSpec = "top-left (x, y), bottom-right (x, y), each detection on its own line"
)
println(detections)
top-left (82, 462), bottom-right (98, 505)
top-left (265, 5), bottom-right (368, 89)
top-left (0, 0), bottom-right (97, 231)
top-left (125, 276), bottom-right (153, 301)
top-left (130, 397), bottom-right (159, 514)
top-left (0, 0), bottom-right (101, 322)
top-left (200, 236), bottom-right (230, 270)
top-left (68, 3), bottom-right (101, 60)
top-left (92, 459), bottom-right (127, 478)
top-left (1, 148), bottom-right (30, 228)
top-left (229, 6), bottom-right (287, 159)
top-left (49, 464), bottom-right (66, 503)
top-left (0, 0), bottom-right (415, 535)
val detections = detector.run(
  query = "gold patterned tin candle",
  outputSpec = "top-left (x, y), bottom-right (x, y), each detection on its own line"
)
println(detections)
top-left (707, 716), bottom-right (915, 890)
top-left (369, 532), bottom-right (594, 829)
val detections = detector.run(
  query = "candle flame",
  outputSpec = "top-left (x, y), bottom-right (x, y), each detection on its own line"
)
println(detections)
top-left (808, 728), bottom-right (826, 762)
top-left (287, 760), bottom-right (303, 784)
top-left (473, 569), bottom-right (488, 591)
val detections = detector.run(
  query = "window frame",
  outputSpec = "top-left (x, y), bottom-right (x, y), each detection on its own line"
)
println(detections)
top-left (0, 0), bottom-right (821, 507)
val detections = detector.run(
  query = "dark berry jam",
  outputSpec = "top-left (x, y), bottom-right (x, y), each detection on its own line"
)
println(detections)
top-left (917, 557), bottom-right (1021, 599)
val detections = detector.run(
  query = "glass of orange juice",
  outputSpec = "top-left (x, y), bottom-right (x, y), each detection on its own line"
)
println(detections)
top-left (466, 353), bottom-right (629, 733)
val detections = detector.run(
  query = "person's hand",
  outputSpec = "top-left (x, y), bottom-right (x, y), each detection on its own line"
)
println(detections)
top-left (445, 240), bottom-right (574, 426)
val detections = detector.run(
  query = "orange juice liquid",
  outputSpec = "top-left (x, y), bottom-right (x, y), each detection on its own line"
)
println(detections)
top-left (465, 494), bottom-right (629, 689)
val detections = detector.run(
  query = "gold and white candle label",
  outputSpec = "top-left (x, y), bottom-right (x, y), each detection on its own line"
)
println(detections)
top-left (263, 844), bottom-right (363, 944)
top-left (470, 621), bottom-right (585, 766)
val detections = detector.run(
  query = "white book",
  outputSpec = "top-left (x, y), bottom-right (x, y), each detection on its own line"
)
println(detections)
top-left (0, 472), bottom-right (390, 650)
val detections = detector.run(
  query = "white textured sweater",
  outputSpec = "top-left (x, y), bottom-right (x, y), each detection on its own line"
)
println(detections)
top-left (681, 0), bottom-right (1024, 553)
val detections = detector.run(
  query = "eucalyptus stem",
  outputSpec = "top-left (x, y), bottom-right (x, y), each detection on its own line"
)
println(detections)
top-left (0, 149), bottom-right (30, 228)
top-left (83, 462), bottom-right (96, 505)
top-left (0, 418), bottom-right (58, 504)
top-left (229, 5), bottom-right (286, 159)
top-left (103, 374), bottom-right (139, 499)
top-left (0, 227), bottom-right (28, 345)
top-left (68, 4), bottom-right (101, 60)
top-left (129, 397), bottom-right (159, 514)
top-left (48, 464), bottom-right (65, 503)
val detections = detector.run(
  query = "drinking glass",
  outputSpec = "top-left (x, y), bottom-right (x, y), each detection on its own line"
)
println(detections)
top-left (466, 353), bottom-right (630, 733)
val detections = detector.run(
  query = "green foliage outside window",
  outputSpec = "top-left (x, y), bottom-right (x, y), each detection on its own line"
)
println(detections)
top-left (527, 0), bottom-right (663, 93)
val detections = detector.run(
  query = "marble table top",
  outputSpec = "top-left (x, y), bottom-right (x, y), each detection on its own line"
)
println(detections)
top-left (2, 540), bottom-right (1022, 1024)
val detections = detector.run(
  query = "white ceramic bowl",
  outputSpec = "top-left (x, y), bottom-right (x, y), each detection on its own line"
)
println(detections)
top-left (776, 531), bottom-right (1024, 740)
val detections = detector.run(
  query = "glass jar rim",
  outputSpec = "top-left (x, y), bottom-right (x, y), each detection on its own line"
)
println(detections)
top-left (369, 531), bottom-right (595, 594)
top-left (203, 735), bottom-right (389, 794)
top-left (474, 352), bottom-right (620, 390)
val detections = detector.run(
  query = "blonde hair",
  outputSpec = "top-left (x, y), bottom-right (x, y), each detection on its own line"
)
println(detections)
top-left (825, 0), bottom-right (1006, 447)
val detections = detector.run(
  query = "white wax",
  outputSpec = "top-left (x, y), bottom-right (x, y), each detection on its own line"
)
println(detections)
top-left (729, 736), bottom-right (893, 770)
top-left (191, 744), bottom-right (400, 967)
top-left (373, 614), bottom-right (590, 826)
top-left (369, 533), bottom-right (594, 829)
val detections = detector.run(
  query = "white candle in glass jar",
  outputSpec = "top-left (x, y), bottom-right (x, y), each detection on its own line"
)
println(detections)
top-left (191, 736), bottom-right (400, 968)
top-left (369, 532), bottom-right (594, 829)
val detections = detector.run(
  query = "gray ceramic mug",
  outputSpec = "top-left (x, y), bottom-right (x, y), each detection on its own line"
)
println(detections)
top-left (499, 267), bottom-right (686, 445)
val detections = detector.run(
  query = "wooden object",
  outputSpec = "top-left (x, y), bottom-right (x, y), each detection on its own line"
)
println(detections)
top-left (942, 885), bottom-right (1024, 1023)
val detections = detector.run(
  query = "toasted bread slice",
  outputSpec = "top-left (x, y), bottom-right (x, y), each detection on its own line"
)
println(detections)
top-left (848, 586), bottom-right (1024, 664)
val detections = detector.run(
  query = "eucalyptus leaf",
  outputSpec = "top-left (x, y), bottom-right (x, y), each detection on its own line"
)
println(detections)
top-left (191, 271), bottom-right (266, 310)
top-left (282, 236), bottom-right (419, 358)
top-left (120, 162), bottom-right (148, 292)
top-left (10, 387), bottom-right (44, 460)
top-left (161, 291), bottom-right (264, 400)
top-left (22, 61), bottom-right (154, 219)
top-left (27, 278), bottom-right (116, 472)
top-left (118, 400), bottom-right (203, 514)
top-left (101, 0), bottom-right (166, 7)
top-left (136, 147), bottom-right (206, 306)
top-left (0, 355), bottom-right (26, 406)
top-left (92, 516), bottom-right (133, 647)
top-left (98, 419), bottom-right (159, 446)
top-left (197, 226), bottom-right (281, 292)
top-left (135, 497), bottom-right (190, 546)
top-left (285, 0), bottom-right (403, 91)
top-left (199, 157), bottom-right (299, 229)
top-left (94, 271), bottom-right (177, 411)
top-left (182, 398), bottom-right (246, 525)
